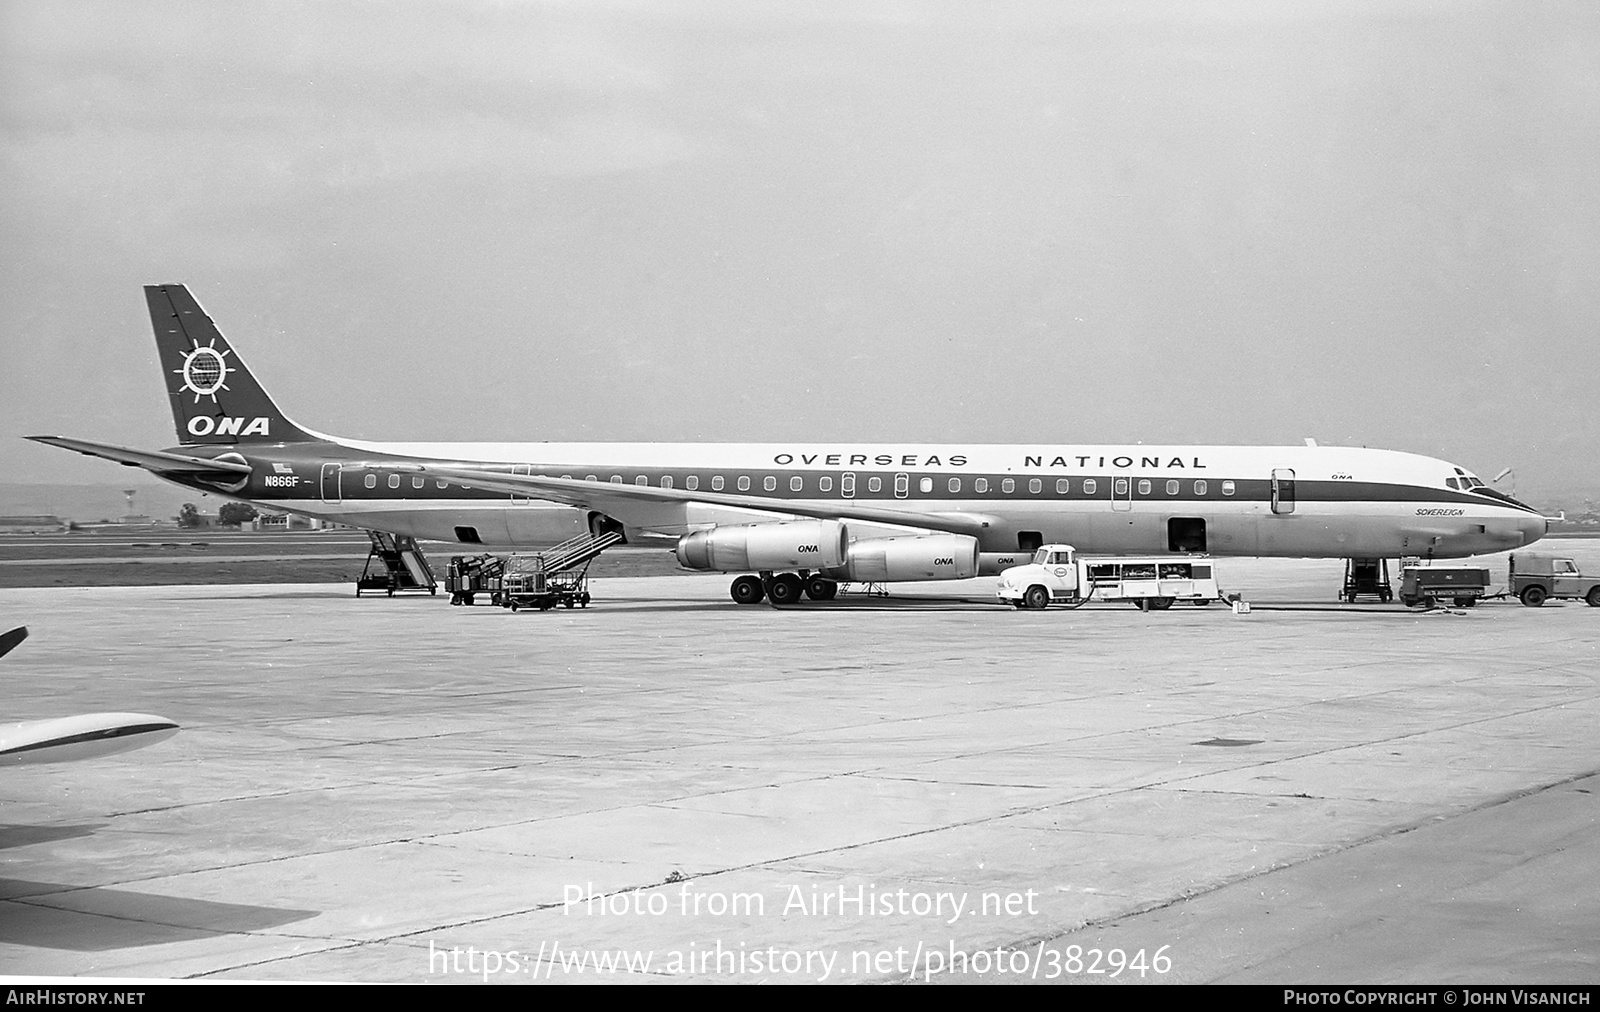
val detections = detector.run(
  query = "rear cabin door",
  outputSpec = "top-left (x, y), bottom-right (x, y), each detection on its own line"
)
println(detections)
top-left (320, 463), bottom-right (341, 504)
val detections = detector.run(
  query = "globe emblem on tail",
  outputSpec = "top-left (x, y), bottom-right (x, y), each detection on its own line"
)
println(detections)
top-left (175, 342), bottom-right (232, 403)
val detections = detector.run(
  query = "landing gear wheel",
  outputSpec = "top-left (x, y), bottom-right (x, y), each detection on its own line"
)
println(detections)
top-left (730, 575), bottom-right (765, 605)
top-left (769, 573), bottom-right (804, 605)
top-left (1023, 586), bottom-right (1050, 611)
top-left (805, 575), bottom-right (838, 601)
top-left (1520, 585), bottom-right (1547, 608)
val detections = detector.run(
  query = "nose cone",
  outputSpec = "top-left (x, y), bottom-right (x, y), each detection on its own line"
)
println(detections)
top-left (1518, 514), bottom-right (1548, 548)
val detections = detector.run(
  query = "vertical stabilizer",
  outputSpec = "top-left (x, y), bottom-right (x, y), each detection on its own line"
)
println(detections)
top-left (146, 284), bottom-right (315, 444)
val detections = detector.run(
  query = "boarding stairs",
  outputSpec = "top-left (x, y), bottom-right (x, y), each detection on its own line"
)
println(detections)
top-left (356, 531), bottom-right (437, 597)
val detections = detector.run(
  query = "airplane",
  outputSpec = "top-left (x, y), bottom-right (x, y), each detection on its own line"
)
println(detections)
top-left (29, 285), bottom-right (1548, 605)
top-left (0, 626), bottom-right (180, 765)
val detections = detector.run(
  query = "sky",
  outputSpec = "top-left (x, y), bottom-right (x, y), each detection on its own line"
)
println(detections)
top-left (3, 1), bottom-right (1596, 504)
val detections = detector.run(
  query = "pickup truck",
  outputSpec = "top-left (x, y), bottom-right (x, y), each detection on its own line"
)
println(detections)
top-left (1509, 553), bottom-right (1600, 607)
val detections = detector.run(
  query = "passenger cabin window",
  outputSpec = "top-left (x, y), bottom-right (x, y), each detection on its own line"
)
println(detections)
top-left (412, 476), bottom-right (424, 489)
top-left (1166, 480), bottom-right (1179, 495)
top-left (919, 477), bottom-right (933, 493)
top-left (1083, 479), bottom-right (1097, 495)
top-left (791, 476), bottom-right (803, 492)
top-left (388, 474), bottom-right (400, 489)
top-left (712, 476), bottom-right (724, 491)
top-left (635, 475), bottom-right (648, 486)
top-left (1056, 479), bottom-right (1069, 494)
top-left (611, 475), bottom-right (623, 484)
top-left (1195, 480), bottom-right (1206, 495)
top-left (660, 476), bottom-right (673, 488)
top-left (1114, 478), bottom-right (1128, 495)
top-left (975, 478), bottom-right (989, 493)
top-left (1222, 480), bottom-right (1235, 496)
top-left (763, 476), bottom-right (776, 491)
top-left (585, 475), bottom-right (597, 482)
top-left (894, 473), bottom-right (908, 498)
top-left (364, 474), bottom-right (377, 489)
top-left (686, 475), bottom-right (699, 490)
top-left (948, 478), bottom-right (961, 493)
top-left (841, 473), bottom-right (855, 496)
top-left (1002, 478), bottom-right (1015, 493)
top-left (1029, 478), bottom-right (1042, 494)
top-left (437, 480), bottom-right (448, 489)
top-left (868, 476), bottom-right (882, 493)
top-left (1137, 479), bottom-right (1151, 495)
top-left (737, 476), bottom-right (750, 491)
top-left (819, 476), bottom-right (833, 492)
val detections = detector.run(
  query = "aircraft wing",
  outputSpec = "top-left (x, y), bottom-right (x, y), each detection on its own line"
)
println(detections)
top-left (25, 435), bottom-right (253, 477)
top-left (0, 713), bottom-right (180, 766)
top-left (2, 628), bottom-right (181, 765)
top-left (424, 466), bottom-right (998, 537)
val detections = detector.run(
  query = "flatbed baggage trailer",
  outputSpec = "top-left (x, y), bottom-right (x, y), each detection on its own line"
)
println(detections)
top-left (445, 554), bottom-right (505, 606)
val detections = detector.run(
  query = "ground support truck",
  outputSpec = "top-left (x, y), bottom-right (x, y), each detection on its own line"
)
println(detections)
top-left (997, 545), bottom-right (1221, 611)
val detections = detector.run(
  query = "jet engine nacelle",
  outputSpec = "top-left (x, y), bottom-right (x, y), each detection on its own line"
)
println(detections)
top-left (676, 520), bottom-right (849, 572)
top-left (826, 534), bottom-right (980, 582)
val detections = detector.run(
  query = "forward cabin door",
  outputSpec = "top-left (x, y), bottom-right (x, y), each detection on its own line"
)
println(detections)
top-left (1271, 468), bottom-right (1296, 514)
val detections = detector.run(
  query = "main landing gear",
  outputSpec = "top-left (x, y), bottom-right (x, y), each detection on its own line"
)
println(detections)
top-left (729, 572), bottom-right (839, 605)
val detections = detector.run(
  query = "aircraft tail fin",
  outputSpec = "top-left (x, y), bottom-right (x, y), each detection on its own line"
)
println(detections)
top-left (146, 284), bottom-right (316, 445)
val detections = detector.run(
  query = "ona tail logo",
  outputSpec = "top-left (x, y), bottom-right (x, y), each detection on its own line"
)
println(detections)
top-left (188, 415), bottom-right (270, 437)
top-left (175, 341), bottom-right (233, 403)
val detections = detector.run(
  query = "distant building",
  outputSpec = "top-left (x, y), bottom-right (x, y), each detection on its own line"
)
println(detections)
top-left (0, 515), bottom-right (68, 534)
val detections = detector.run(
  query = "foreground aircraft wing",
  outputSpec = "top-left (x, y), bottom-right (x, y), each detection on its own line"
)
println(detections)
top-left (2, 628), bottom-right (180, 765)
top-left (25, 435), bottom-right (253, 477)
top-left (425, 466), bottom-right (997, 537)
top-left (0, 713), bottom-right (180, 766)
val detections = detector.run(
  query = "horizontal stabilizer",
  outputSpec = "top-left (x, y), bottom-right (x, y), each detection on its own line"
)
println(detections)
top-left (0, 713), bottom-right (180, 766)
top-left (25, 435), bottom-right (253, 476)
